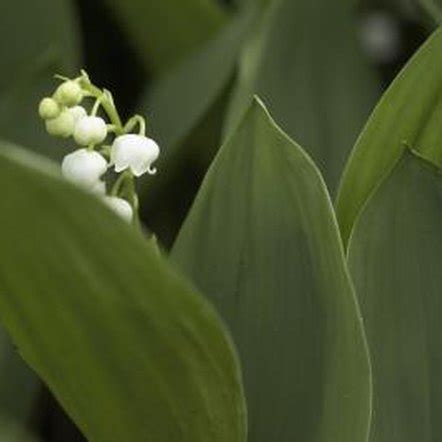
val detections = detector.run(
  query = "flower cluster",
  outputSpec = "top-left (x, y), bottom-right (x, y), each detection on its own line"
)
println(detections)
top-left (38, 71), bottom-right (160, 224)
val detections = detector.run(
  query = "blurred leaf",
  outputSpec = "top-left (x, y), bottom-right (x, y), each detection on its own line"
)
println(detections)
top-left (100, 0), bottom-right (228, 71)
top-left (172, 98), bottom-right (371, 442)
top-left (0, 415), bottom-right (38, 442)
top-left (336, 28), bottom-right (442, 247)
top-left (418, 0), bottom-right (442, 24)
top-left (0, 1), bottom-right (79, 76)
top-left (0, 331), bottom-right (37, 421)
top-left (0, 0), bottom-right (80, 159)
top-left (348, 150), bottom-right (442, 442)
top-left (224, 0), bottom-right (379, 194)
top-left (0, 142), bottom-right (247, 442)
top-left (138, 9), bottom-right (253, 202)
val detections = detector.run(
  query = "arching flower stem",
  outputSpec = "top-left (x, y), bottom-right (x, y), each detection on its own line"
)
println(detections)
top-left (110, 170), bottom-right (140, 226)
top-left (123, 115), bottom-right (147, 136)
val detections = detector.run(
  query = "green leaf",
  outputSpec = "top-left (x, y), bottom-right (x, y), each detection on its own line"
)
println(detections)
top-left (0, 0), bottom-right (80, 159)
top-left (0, 415), bottom-right (38, 442)
top-left (0, 1), bottom-right (79, 76)
top-left (138, 10), bottom-right (253, 201)
top-left (100, 0), bottom-right (228, 71)
top-left (0, 0), bottom-right (81, 422)
top-left (0, 142), bottom-right (247, 442)
top-left (172, 98), bottom-right (371, 442)
top-left (224, 0), bottom-right (379, 194)
top-left (336, 28), bottom-right (442, 247)
top-left (348, 150), bottom-right (442, 442)
top-left (0, 333), bottom-right (37, 421)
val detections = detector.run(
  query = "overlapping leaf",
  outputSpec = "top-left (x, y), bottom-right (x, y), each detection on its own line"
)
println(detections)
top-left (172, 99), bottom-right (371, 442)
top-left (348, 150), bottom-right (442, 442)
top-left (0, 142), bottom-right (247, 442)
top-left (0, 0), bottom-right (81, 423)
top-left (100, 0), bottom-right (227, 71)
top-left (0, 0), bottom-right (80, 160)
top-left (0, 415), bottom-right (38, 442)
top-left (337, 28), bottom-right (442, 245)
top-left (224, 0), bottom-right (379, 194)
top-left (0, 331), bottom-right (36, 421)
top-left (138, 9), bottom-right (253, 203)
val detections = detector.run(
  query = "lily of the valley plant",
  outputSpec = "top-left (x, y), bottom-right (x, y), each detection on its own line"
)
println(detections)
top-left (1, 14), bottom-right (442, 442)
top-left (38, 71), bottom-right (160, 224)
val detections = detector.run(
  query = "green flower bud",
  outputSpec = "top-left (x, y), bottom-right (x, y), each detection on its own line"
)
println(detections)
top-left (54, 80), bottom-right (83, 107)
top-left (38, 97), bottom-right (60, 120)
top-left (45, 109), bottom-right (75, 138)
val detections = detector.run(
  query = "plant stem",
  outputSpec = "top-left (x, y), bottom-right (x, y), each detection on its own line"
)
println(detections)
top-left (123, 115), bottom-right (146, 135)
top-left (80, 79), bottom-right (124, 132)
top-left (110, 171), bottom-right (140, 228)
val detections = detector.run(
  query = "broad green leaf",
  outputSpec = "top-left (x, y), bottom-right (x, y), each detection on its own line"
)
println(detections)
top-left (224, 0), bottom-right (379, 194)
top-left (348, 150), bottom-right (442, 442)
top-left (0, 0), bottom-right (80, 160)
top-left (138, 9), bottom-right (253, 201)
top-left (172, 98), bottom-right (371, 442)
top-left (336, 28), bottom-right (442, 247)
top-left (0, 142), bottom-right (247, 442)
top-left (0, 0), bottom-right (80, 423)
top-left (100, 0), bottom-right (227, 71)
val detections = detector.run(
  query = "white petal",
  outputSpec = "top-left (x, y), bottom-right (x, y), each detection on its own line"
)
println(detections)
top-left (62, 149), bottom-right (107, 188)
top-left (111, 134), bottom-right (160, 176)
top-left (104, 196), bottom-right (133, 222)
top-left (74, 116), bottom-right (108, 146)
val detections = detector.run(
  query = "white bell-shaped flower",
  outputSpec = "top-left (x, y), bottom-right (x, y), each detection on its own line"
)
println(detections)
top-left (104, 196), bottom-right (133, 222)
top-left (74, 116), bottom-right (108, 146)
top-left (111, 134), bottom-right (159, 177)
top-left (62, 148), bottom-right (107, 188)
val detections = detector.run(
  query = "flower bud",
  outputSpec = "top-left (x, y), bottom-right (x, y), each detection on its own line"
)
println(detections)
top-left (45, 109), bottom-right (75, 138)
top-left (111, 134), bottom-right (160, 177)
top-left (69, 105), bottom-right (87, 123)
top-left (103, 196), bottom-right (133, 222)
top-left (74, 116), bottom-right (108, 146)
top-left (38, 97), bottom-right (60, 120)
top-left (62, 148), bottom-right (107, 188)
top-left (54, 80), bottom-right (83, 107)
